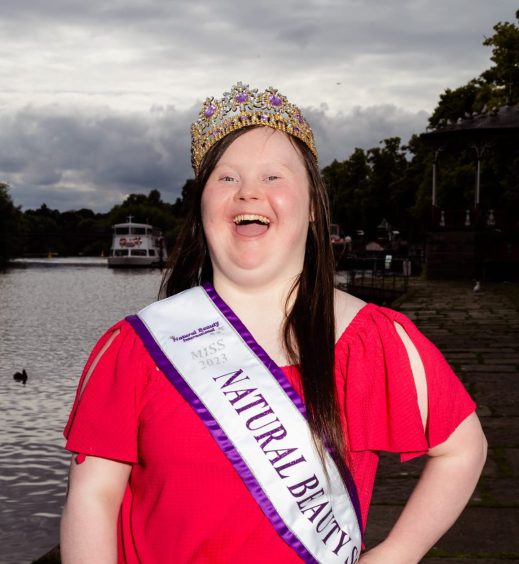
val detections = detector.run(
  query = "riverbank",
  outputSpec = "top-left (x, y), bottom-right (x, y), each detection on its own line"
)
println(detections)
top-left (6, 257), bottom-right (107, 268)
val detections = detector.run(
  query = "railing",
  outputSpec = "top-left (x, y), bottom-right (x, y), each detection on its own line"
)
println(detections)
top-left (336, 257), bottom-right (412, 305)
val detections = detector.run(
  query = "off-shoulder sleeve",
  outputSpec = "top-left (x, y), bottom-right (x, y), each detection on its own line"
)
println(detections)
top-left (64, 319), bottom-right (149, 464)
top-left (337, 305), bottom-right (476, 462)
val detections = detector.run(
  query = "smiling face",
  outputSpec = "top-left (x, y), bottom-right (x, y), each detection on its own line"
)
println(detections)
top-left (201, 127), bottom-right (311, 290)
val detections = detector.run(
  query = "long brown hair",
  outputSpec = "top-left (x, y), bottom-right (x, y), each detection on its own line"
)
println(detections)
top-left (160, 126), bottom-right (346, 473)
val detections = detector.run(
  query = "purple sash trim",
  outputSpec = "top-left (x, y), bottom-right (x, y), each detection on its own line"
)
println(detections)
top-left (126, 283), bottom-right (363, 560)
top-left (202, 282), bottom-right (363, 533)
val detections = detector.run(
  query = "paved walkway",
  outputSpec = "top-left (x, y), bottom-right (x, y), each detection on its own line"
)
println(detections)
top-left (364, 279), bottom-right (519, 562)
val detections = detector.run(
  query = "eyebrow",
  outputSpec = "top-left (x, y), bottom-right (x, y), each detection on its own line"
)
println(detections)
top-left (214, 160), bottom-right (294, 171)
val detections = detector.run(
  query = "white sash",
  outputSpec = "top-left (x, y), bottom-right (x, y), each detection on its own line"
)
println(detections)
top-left (128, 284), bottom-right (362, 563)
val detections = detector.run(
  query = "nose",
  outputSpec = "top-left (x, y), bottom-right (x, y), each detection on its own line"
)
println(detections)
top-left (234, 179), bottom-right (262, 201)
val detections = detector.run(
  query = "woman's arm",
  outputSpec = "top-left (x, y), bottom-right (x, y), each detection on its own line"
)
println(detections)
top-left (60, 455), bottom-right (132, 564)
top-left (360, 321), bottom-right (487, 563)
top-left (360, 411), bottom-right (487, 563)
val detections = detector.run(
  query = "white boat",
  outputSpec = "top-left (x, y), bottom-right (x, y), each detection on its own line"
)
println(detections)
top-left (107, 217), bottom-right (167, 268)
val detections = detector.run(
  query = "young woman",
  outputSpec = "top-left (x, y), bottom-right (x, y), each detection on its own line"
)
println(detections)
top-left (60, 83), bottom-right (487, 563)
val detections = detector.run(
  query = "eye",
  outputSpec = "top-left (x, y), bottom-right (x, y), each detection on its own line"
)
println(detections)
top-left (220, 175), bottom-right (237, 182)
top-left (265, 175), bottom-right (280, 182)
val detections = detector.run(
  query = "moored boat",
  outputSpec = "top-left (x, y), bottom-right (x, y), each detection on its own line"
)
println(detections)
top-left (107, 217), bottom-right (167, 268)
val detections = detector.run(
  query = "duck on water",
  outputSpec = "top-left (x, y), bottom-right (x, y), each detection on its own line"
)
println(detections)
top-left (13, 369), bottom-right (28, 384)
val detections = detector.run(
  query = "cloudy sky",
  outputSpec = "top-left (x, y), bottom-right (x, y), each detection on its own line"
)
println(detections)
top-left (1, 0), bottom-right (517, 212)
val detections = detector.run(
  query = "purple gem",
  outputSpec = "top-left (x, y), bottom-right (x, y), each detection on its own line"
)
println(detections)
top-left (296, 113), bottom-right (304, 124)
top-left (260, 114), bottom-right (269, 122)
top-left (269, 94), bottom-right (282, 107)
top-left (293, 127), bottom-right (300, 133)
top-left (235, 92), bottom-right (248, 103)
top-left (204, 104), bottom-right (216, 118)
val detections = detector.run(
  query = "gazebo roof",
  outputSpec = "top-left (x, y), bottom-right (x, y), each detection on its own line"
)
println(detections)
top-left (421, 104), bottom-right (519, 146)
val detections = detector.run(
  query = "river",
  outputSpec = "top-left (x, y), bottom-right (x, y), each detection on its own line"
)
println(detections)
top-left (0, 259), bottom-right (162, 563)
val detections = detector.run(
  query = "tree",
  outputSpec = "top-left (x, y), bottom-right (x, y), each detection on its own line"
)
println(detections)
top-left (429, 80), bottom-right (484, 128)
top-left (430, 11), bottom-right (519, 126)
top-left (481, 10), bottom-right (519, 105)
top-left (0, 182), bottom-right (23, 265)
top-left (147, 189), bottom-right (163, 206)
top-left (175, 179), bottom-right (196, 215)
top-left (323, 151), bottom-right (370, 233)
top-left (364, 138), bottom-right (409, 236)
top-left (324, 139), bottom-right (413, 239)
top-left (23, 204), bottom-right (64, 255)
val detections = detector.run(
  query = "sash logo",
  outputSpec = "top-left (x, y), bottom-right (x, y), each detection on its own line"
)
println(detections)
top-left (170, 321), bottom-right (221, 343)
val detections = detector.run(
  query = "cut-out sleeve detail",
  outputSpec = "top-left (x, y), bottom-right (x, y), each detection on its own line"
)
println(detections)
top-left (336, 305), bottom-right (476, 462)
top-left (64, 320), bottom-right (149, 464)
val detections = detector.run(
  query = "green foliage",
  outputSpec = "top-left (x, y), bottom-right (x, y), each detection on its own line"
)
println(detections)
top-left (324, 138), bottom-right (417, 240)
top-left (0, 182), bottom-right (23, 266)
top-left (9, 188), bottom-right (190, 258)
top-left (107, 188), bottom-right (186, 251)
top-left (325, 10), bottom-right (519, 246)
top-left (365, 137), bottom-right (409, 231)
top-left (429, 80), bottom-right (483, 127)
top-left (482, 10), bottom-right (519, 104)
top-left (322, 150), bottom-right (371, 232)
top-left (431, 11), bottom-right (519, 126)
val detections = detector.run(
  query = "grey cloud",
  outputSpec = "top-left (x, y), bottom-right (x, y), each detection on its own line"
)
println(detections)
top-left (309, 104), bottom-right (429, 164)
top-left (2, 0), bottom-right (513, 65)
top-left (1, 0), bottom-right (515, 118)
top-left (1, 100), bottom-right (429, 212)
top-left (0, 0), bottom-right (515, 211)
top-left (1, 104), bottom-right (195, 211)
top-left (276, 22), bottom-right (322, 49)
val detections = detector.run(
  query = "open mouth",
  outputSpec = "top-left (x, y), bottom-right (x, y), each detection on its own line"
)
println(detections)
top-left (233, 214), bottom-right (270, 237)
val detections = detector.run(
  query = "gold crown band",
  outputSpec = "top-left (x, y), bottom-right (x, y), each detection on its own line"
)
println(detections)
top-left (191, 82), bottom-right (318, 174)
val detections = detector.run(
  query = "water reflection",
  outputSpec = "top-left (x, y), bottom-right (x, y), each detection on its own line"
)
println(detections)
top-left (0, 260), bottom-right (162, 562)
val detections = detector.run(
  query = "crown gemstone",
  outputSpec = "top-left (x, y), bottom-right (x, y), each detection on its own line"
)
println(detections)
top-left (269, 95), bottom-right (282, 107)
top-left (204, 105), bottom-right (217, 118)
top-left (235, 92), bottom-right (248, 103)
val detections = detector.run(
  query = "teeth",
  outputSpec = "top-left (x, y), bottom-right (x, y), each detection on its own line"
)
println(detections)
top-left (233, 214), bottom-right (270, 225)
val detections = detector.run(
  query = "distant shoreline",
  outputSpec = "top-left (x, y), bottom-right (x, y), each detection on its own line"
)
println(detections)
top-left (6, 257), bottom-right (108, 268)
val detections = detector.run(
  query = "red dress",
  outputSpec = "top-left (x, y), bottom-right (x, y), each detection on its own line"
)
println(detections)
top-left (64, 303), bottom-right (475, 563)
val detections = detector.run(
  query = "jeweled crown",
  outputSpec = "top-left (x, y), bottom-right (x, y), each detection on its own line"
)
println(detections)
top-left (191, 82), bottom-right (318, 174)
